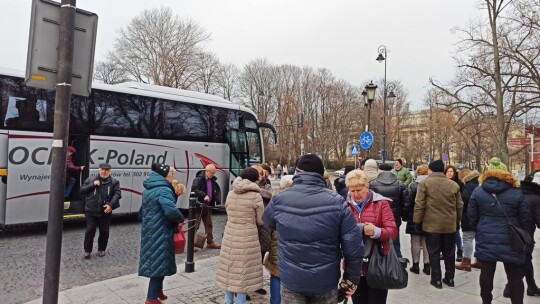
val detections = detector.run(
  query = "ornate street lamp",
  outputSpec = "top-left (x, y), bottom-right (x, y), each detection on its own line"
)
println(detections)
top-left (364, 81), bottom-right (378, 132)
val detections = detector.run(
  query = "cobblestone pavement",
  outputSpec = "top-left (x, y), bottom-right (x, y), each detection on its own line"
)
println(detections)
top-left (0, 212), bottom-right (227, 304)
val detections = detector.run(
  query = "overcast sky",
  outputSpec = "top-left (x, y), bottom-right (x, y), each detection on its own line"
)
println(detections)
top-left (0, 0), bottom-right (481, 109)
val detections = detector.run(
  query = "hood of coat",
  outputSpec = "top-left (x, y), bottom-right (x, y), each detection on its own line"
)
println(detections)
top-left (462, 170), bottom-right (480, 184)
top-left (521, 180), bottom-right (540, 195)
top-left (374, 171), bottom-right (397, 185)
top-left (232, 176), bottom-right (262, 194)
top-left (364, 159), bottom-right (379, 172)
top-left (415, 174), bottom-right (428, 183)
top-left (479, 169), bottom-right (520, 194)
top-left (143, 171), bottom-right (174, 191)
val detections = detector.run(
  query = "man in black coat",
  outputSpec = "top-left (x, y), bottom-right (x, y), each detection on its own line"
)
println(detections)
top-left (370, 162), bottom-right (406, 258)
top-left (80, 163), bottom-right (121, 259)
top-left (191, 164), bottom-right (221, 249)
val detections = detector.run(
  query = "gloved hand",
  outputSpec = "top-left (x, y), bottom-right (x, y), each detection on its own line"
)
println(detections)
top-left (173, 224), bottom-right (180, 234)
top-left (337, 279), bottom-right (357, 302)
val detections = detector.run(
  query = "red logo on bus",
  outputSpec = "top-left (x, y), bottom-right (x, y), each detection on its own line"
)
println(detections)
top-left (194, 153), bottom-right (226, 173)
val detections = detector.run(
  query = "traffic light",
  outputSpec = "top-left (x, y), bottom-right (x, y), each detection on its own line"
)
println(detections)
top-left (297, 114), bottom-right (304, 128)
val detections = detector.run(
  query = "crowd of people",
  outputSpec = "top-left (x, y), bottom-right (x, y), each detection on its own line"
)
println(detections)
top-left (78, 153), bottom-right (539, 304)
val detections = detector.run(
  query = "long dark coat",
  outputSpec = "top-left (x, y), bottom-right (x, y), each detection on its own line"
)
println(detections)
top-left (139, 172), bottom-right (184, 278)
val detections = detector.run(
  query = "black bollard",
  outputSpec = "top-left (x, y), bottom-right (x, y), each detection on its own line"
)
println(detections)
top-left (185, 192), bottom-right (196, 272)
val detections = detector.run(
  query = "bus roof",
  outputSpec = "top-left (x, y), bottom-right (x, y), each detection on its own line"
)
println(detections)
top-left (0, 67), bottom-right (257, 118)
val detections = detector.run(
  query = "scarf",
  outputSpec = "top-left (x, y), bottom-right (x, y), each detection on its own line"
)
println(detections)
top-left (352, 190), bottom-right (373, 214)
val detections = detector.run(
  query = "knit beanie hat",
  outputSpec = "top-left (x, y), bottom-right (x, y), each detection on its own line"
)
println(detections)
top-left (240, 167), bottom-right (259, 182)
top-left (488, 157), bottom-right (507, 171)
top-left (428, 159), bottom-right (445, 173)
top-left (151, 163), bottom-right (170, 178)
top-left (296, 154), bottom-right (325, 176)
top-left (280, 174), bottom-right (294, 189)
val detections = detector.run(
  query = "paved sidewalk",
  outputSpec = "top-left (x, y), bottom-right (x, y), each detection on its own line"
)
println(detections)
top-left (25, 230), bottom-right (540, 304)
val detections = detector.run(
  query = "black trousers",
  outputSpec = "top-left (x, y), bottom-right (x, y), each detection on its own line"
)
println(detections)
top-left (84, 214), bottom-right (112, 252)
top-left (351, 276), bottom-right (388, 304)
top-left (480, 261), bottom-right (525, 304)
top-left (425, 232), bottom-right (455, 282)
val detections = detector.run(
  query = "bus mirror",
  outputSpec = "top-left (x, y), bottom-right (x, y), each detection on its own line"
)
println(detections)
top-left (258, 122), bottom-right (277, 144)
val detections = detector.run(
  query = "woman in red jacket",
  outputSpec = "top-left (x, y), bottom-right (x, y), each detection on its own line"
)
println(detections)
top-left (345, 169), bottom-right (398, 304)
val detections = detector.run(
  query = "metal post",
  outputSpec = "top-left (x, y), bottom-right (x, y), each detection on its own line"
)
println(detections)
top-left (366, 103), bottom-right (371, 132)
top-left (185, 192), bottom-right (196, 272)
top-left (382, 49), bottom-right (387, 163)
top-left (42, 1), bottom-right (76, 303)
top-left (530, 131), bottom-right (535, 175)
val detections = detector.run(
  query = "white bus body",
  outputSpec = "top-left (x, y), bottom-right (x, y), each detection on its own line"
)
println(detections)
top-left (0, 68), bottom-right (272, 225)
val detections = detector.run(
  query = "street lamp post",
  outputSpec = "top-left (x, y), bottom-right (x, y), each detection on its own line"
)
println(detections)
top-left (364, 82), bottom-right (378, 157)
top-left (376, 45), bottom-right (396, 162)
top-left (362, 90), bottom-right (369, 131)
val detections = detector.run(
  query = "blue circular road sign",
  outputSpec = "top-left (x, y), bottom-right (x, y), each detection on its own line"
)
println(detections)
top-left (360, 131), bottom-right (374, 149)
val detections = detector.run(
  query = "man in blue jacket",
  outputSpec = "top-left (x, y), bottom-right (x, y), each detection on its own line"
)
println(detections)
top-left (263, 154), bottom-right (364, 303)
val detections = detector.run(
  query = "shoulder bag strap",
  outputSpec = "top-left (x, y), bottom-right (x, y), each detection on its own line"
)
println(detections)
top-left (491, 193), bottom-right (512, 224)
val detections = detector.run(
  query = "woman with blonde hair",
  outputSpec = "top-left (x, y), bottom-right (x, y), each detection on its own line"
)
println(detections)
top-left (403, 164), bottom-right (430, 275)
top-left (344, 170), bottom-right (397, 304)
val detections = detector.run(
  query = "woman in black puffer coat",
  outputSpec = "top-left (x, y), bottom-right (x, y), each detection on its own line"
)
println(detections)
top-left (403, 164), bottom-right (430, 275)
top-left (468, 169), bottom-right (530, 304)
top-left (455, 169), bottom-right (480, 271)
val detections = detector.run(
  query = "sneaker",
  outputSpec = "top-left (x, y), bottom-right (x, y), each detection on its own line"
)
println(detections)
top-left (83, 252), bottom-right (91, 259)
top-left (97, 251), bottom-right (106, 257)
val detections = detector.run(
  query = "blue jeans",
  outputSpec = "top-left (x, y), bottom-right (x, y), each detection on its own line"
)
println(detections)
top-left (393, 223), bottom-right (402, 258)
top-left (64, 176), bottom-right (76, 197)
top-left (281, 285), bottom-right (337, 303)
top-left (147, 276), bottom-right (164, 300)
top-left (270, 275), bottom-right (281, 304)
top-left (224, 291), bottom-right (247, 304)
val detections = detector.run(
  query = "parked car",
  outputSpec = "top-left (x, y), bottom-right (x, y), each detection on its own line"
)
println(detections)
top-left (334, 168), bottom-right (346, 176)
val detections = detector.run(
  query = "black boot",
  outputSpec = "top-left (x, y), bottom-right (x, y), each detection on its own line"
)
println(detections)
top-left (527, 283), bottom-right (540, 296)
top-left (423, 263), bottom-right (431, 275)
top-left (503, 284), bottom-right (510, 298)
top-left (409, 263), bottom-right (420, 274)
top-left (456, 249), bottom-right (463, 262)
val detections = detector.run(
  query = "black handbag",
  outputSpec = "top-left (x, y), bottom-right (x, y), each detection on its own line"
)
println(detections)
top-left (366, 231), bottom-right (408, 290)
top-left (492, 193), bottom-right (533, 253)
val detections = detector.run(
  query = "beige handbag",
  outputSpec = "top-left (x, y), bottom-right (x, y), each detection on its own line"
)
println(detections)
top-left (194, 231), bottom-right (207, 248)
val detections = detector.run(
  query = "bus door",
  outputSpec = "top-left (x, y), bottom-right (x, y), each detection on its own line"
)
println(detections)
top-left (64, 135), bottom-right (89, 216)
top-left (0, 131), bottom-right (8, 225)
top-left (224, 129), bottom-right (248, 208)
top-left (228, 128), bottom-right (248, 177)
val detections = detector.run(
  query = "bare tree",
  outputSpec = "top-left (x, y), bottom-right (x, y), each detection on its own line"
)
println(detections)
top-left (193, 51), bottom-right (221, 94)
top-left (107, 7), bottom-right (210, 89)
top-left (216, 63), bottom-right (240, 101)
top-left (93, 61), bottom-right (130, 84)
top-left (430, 0), bottom-right (528, 164)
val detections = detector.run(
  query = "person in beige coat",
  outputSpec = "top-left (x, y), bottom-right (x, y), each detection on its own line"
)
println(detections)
top-left (216, 167), bottom-right (264, 304)
top-left (363, 159), bottom-right (380, 182)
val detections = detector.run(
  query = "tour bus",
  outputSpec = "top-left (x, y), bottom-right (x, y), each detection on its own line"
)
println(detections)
top-left (0, 68), bottom-right (276, 225)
